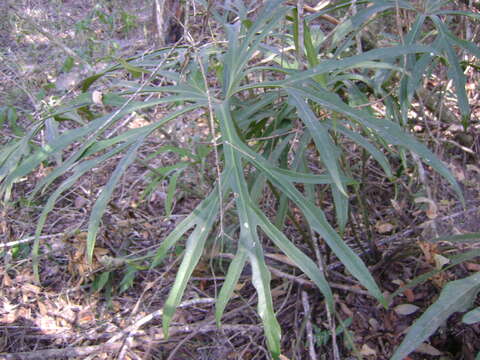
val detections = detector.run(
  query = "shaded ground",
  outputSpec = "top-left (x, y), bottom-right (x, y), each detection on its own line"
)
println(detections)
top-left (1, 1), bottom-right (480, 359)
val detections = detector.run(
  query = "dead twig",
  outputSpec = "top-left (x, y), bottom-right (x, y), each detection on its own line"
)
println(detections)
top-left (106, 298), bottom-right (216, 345)
top-left (301, 291), bottom-right (317, 360)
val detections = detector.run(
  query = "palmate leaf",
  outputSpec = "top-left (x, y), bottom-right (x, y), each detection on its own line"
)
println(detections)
top-left (218, 100), bottom-right (385, 306)
top-left (463, 307), bottom-right (480, 325)
top-left (253, 206), bottom-right (334, 312)
top-left (390, 247), bottom-right (480, 300)
top-left (150, 181), bottom-right (226, 268)
top-left (331, 1), bottom-right (406, 47)
top-left (0, 124), bottom-right (43, 200)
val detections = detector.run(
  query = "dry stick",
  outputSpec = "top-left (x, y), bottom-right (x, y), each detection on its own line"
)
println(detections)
top-left (84, 45), bottom-right (179, 147)
top-left (0, 234), bottom-right (64, 249)
top-left (107, 298), bottom-right (216, 345)
top-left (394, 0), bottom-right (405, 46)
top-left (302, 291), bottom-right (317, 360)
top-left (270, 266), bottom-right (370, 296)
top-left (115, 276), bottom-right (166, 360)
top-left (166, 329), bottom-right (200, 360)
top-left (182, 9), bottom-right (224, 299)
top-left (153, 0), bottom-right (166, 46)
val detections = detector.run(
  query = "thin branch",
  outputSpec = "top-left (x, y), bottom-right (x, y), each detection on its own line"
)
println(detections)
top-left (302, 291), bottom-right (317, 360)
top-left (0, 343), bottom-right (124, 360)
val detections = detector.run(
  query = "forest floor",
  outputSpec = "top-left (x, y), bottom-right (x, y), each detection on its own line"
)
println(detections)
top-left (1, 1), bottom-right (480, 359)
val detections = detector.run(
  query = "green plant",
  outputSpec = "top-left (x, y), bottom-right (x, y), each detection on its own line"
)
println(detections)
top-left (119, 10), bottom-right (138, 34)
top-left (0, 0), bottom-right (477, 357)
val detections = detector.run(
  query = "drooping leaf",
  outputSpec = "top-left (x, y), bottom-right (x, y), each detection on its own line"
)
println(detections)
top-left (87, 135), bottom-right (147, 262)
top-left (162, 194), bottom-right (219, 337)
top-left (216, 246), bottom-right (248, 326)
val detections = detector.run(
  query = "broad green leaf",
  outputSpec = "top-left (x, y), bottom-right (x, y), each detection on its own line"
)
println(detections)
top-left (391, 248), bottom-right (480, 299)
top-left (248, 243), bottom-right (282, 358)
top-left (0, 106), bottom-right (7, 126)
top-left (392, 272), bottom-right (480, 360)
top-left (236, 45), bottom-right (440, 93)
top-left (45, 118), bottom-right (62, 166)
top-left (117, 58), bottom-right (152, 78)
top-left (222, 0), bottom-right (288, 97)
top-left (0, 126), bottom-right (41, 201)
top-left (424, 0), bottom-right (449, 13)
top-left (332, 2), bottom-right (395, 47)
top-left (6, 114), bottom-right (125, 196)
top-left (463, 307), bottom-right (480, 325)
top-left (92, 271), bottom-right (111, 292)
top-left (119, 265), bottom-right (139, 293)
top-left (440, 25), bottom-right (480, 59)
top-left (428, 232), bottom-right (480, 243)
top-left (31, 104), bottom-right (200, 198)
top-left (7, 107), bottom-right (25, 136)
top-left (435, 10), bottom-right (480, 19)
